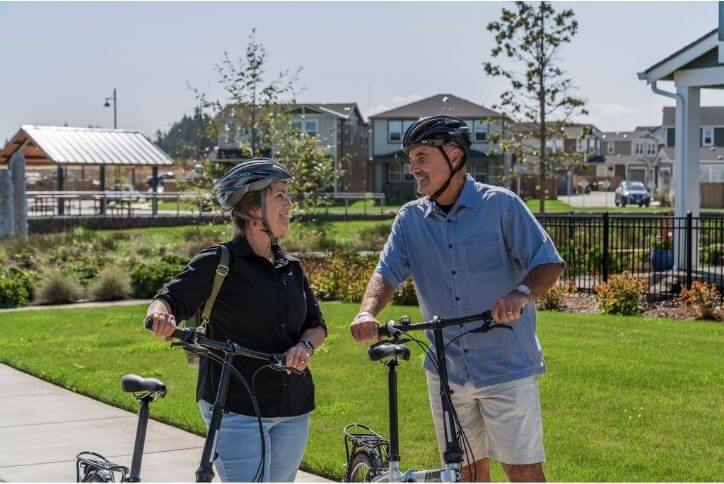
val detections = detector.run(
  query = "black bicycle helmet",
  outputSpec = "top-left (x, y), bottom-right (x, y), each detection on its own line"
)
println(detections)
top-left (214, 157), bottom-right (293, 245)
top-left (401, 116), bottom-right (472, 201)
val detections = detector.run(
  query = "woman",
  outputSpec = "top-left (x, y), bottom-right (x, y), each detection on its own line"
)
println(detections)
top-left (146, 158), bottom-right (326, 482)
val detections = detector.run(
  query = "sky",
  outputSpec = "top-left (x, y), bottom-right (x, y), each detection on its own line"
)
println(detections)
top-left (1, 1), bottom-right (723, 143)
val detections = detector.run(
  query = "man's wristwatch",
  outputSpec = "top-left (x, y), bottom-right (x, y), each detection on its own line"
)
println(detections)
top-left (515, 284), bottom-right (533, 300)
top-left (299, 339), bottom-right (315, 356)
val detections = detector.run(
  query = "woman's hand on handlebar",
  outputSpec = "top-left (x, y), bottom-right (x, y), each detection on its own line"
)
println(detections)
top-left (146, 312), bottom-right (177, 341)
top-left (284, 344), bottom-right (311, 374)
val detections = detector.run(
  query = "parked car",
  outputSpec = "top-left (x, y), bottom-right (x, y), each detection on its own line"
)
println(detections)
top-left (615, 181), bottom-right (651, 207)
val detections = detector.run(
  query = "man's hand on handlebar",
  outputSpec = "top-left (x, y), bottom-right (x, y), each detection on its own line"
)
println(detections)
top-left (349, 312), bottom-right (381, 343)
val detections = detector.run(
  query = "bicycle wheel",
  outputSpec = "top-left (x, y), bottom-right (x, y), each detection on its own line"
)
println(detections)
top-left (346, 450), bottom-right (383, 482)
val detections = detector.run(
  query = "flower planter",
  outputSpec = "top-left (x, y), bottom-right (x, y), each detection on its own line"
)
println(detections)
top-left (650, 248), bottom-right (673, 271)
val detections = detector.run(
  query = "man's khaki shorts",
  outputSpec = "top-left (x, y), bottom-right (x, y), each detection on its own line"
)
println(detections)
top-left (426, 371), bottom-right (545, 466)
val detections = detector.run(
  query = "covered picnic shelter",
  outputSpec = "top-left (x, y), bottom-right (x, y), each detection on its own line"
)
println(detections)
top-left (0, 125), bottom-right (174, 220)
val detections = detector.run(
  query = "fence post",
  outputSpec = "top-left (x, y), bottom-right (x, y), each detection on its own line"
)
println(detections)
top-left (685, 211), bottom-right (693, 290)
top-left (602, 212), bottom-right (609, 282)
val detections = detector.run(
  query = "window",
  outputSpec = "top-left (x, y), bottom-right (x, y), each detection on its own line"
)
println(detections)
top-left (634, 141), bottom-right (645, 155)
top-left (703, 128), bottom-right (714, 147)
top-left (546, 138), bottom-right (562, 155)
top-left (402, 120), bottom-right (415, 136)
top-left (470, 162), bottom-right (488, 183)
top-left (290, 120), bottom-right (302, 133)
top-left (646, 142), bottom-right (657, 156)
top-left (607, 141), bottom-right (615, 154)
top-left (304, 119), bottom-right (318, 137)
top-left (576, 139), bottom-right (585, 152)
top-left (388, 120), bottom-right (402, 143)
top-left (388, 163), bottom-right (402, 183)
top-left (403, 163), bottom-right (414, 182)
top-left (474, 120), bottom-right (488, 142)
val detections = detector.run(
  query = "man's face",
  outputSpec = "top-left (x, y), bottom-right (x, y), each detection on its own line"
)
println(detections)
top-left (407, 145), bottom-right (459, 197)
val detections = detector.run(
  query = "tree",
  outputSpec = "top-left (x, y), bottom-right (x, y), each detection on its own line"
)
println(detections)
top-left (185, 28), bottom-right (339, 211)
top-left (484, 1), bottom-right (588, 213)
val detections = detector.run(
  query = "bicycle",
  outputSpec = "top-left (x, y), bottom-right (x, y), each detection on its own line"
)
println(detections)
top-left (75, 320), bottom-right (303, 482)
top-left (343, 310), bottom-right (512, 482)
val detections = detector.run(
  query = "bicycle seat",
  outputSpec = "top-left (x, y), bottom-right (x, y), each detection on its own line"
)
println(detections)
top-left (368, 343), bottom-right (410, 362)
top-left (121, 374), bottom-right (167, 397)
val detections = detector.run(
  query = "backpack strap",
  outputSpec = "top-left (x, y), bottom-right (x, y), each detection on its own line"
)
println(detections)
top-left (199, 244), bottom-right (231, 331)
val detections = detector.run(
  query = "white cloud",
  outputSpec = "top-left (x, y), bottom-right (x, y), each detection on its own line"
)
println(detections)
top-left (591, 102), bottom-right (637, 115)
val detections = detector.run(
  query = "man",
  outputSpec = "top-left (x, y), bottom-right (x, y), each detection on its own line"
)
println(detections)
top-left (349, 116), bottom-right (564, 482)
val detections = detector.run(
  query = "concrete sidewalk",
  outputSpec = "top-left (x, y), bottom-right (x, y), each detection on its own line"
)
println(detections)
top-left (0, 364), bottom-right (330, 482)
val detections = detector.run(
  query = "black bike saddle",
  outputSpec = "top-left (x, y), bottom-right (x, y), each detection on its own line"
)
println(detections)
top-left (121, 374), bottom-right (167, 397)
top-left (368, 343), bottom-right (411, 362)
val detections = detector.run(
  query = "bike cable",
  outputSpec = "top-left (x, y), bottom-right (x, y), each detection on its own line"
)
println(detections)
top-left (203, 351), bottom-right (267, 482)
top-left (403, 333), bottom-right (479, 482)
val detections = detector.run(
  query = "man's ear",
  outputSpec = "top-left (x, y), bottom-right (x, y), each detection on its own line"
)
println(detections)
top-left (445, 145), bottom-right (464, 169)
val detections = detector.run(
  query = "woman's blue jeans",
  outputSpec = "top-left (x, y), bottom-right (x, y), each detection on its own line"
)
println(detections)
top-left (198, 400), bottom-right (310, 482)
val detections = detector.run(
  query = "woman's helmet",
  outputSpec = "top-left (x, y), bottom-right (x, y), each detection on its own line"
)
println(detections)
top-left (214, 157), bottom-right (293, 245)
top-left (402, 116), bottom-right (472, 201)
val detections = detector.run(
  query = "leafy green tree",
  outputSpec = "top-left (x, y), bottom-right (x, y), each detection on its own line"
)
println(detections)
top-left (484, 1), bottom-right (588, 213)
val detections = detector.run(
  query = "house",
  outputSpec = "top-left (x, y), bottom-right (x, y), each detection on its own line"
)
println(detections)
top-left (368, 94), bottom-right (511, 202)
top-left (599, 129), bottom-right (667, 191)
top-left (215, 102), bottom-right (369, 193)
top-left (656, 106), bottom-right (724, 206)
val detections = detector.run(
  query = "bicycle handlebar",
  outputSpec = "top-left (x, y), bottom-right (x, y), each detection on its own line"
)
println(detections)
top-left (143, 318), bottom-right (304, 375)
top-left (378, 310), bottom-right (511, 337)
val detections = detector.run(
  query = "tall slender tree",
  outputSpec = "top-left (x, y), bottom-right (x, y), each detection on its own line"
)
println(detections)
top-left (484, 1), bottom-right (588, 213)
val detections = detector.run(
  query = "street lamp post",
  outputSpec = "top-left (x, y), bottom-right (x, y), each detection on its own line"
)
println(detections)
top-left (101, 88), bottom-right (117, 215)
top-left (104, 88), bottom-right (117, 129)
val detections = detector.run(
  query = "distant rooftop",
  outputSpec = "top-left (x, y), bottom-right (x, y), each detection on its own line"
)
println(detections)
top-left (369, 94), bottom-right (501, 119)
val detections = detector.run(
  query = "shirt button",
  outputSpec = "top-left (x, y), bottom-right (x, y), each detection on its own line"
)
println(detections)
top-left (455, 297), bottom-right (460, 301)
top-left (448, 244), bottom-right (453, 249)
top-left (463, 349), bottom-right (469, 354)
top-left (447, 219), bottom-right (451, 223)
top-left (452, 270), bottom-right (456, 275)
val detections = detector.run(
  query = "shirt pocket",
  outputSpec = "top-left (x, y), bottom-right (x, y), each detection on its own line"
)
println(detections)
top-left (463, 233), bottom-right (503, 274)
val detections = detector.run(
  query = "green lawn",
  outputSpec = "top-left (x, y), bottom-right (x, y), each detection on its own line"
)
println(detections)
top-left (0, 305), bottom-right (722, 481)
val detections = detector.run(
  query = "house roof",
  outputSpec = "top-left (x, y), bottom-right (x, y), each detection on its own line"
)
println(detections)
top-left (603, 153), bottom-right (658, 165)
top-left (290, 103), bottom-right (366, 123)
top-left (369, 94), bottom-right (501, 120)
top-left (638, 28), bottom-right (719, 82)
top-left (663, 106), bottom-right (724, 126)
top-left (512, 122), bottom-right (602, 138)
top-left (602, 130), bottom-right (663, 142)
top-left (0, 125), bottom-right (174, 166)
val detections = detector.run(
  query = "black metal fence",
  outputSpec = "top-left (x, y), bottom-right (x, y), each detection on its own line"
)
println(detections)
top-left (537, 213), bottom-right (724, 301)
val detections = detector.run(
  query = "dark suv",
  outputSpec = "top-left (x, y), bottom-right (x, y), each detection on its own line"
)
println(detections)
top-left (615, 181), bottom-right (651, 207)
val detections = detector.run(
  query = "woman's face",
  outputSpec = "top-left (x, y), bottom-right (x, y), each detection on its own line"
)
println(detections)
top-left (258, 181), bottom-right (294, 238)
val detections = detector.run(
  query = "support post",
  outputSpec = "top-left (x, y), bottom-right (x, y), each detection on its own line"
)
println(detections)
top-left (57, 165), bottom-right (64, 215)
top-left (0, 170), bottom-right (15, 238)
top-left (151, 166), bottom-right (159, 216)
top-left (602, 212), bottom-right (610, 282)
top-left (685, 211), bottom-right (693, 290)
top-left (99, 165), bottom-right (106, 215)
top-left (10, 151), bottom-right (27, 238)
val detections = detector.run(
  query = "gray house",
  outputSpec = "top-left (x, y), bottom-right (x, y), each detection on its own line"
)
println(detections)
top-left (599, 128), bottom-right (666, 190)
top-left (368, 94), bottom-right (511, 202)
top-left (215, 102), bottom-right (369, 193)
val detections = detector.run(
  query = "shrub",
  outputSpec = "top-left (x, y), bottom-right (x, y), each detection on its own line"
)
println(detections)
top-left (558, 241), bottom-right (585, 277)
top-left (1, 266), bottom-right (40, 301)
top-left (700, 244), bottom-right (724, 266)
top-left (392, 278), bottom-right (418, 306)
top-left (90, 266), bottom-right (132, 301)
top-left (537, 283), bottom-right (566, 311)
top-left (130, 259), bottom-right (185, 298)
top-left (586, 245), bottom-right (622, 274)
top-left (300, 251), bottom-right (377, 303)
top-left (358, 223), bottom-right (391, 251)
top-left (35, 269), bottom-right (83, 304)
top-left (594, 272), bottom-right (646, 315)
top-left (66, 260), bottom-right (100, 287)
top-left (0, 275), bottom-right (30, 308)
top-left (680, 282), bottom-right (721, 321)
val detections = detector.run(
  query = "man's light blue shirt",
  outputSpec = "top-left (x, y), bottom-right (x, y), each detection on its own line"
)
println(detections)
top-left (376, 175), bottom-right (564, 388)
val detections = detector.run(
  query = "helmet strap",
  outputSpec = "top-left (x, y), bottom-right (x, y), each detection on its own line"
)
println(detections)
top-left (259, 189), bottom-right (280, 247)
top-left (430, 145), bottom-right (467, 202)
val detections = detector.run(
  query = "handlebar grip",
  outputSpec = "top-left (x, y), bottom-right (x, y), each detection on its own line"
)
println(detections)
top-left (144, 317), bottom-right (191, 342)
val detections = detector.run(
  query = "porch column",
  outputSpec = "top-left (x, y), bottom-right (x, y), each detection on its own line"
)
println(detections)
top-left (673, 86), bottom-right (700, 272)
top-left (674, 86), bottom-right (700, 219)
top-left (151, 166), bottom-right (159, 216)
top-left (57, 165), bottom-right (64, 215)
top-left (10, 151), bottom-right (27, 238)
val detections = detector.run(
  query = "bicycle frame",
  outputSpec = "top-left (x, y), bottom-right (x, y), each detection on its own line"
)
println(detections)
top-left (347, 310), bottom-right (509, 482)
